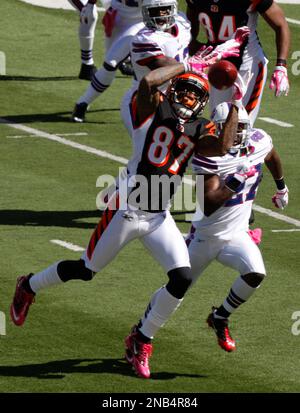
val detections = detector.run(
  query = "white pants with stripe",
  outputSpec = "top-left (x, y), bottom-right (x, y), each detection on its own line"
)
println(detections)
top-left (187, 231), bottom-right (266, 282)
top-left (209, 56), bottom-right (268, 127)
top-left (82, 207), bottom-right (190, 273)
top-left (104, 15), bottom-right (144, 68)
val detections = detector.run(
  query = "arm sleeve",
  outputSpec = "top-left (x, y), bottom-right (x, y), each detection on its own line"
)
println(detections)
top-left (131, 33), bottom-right (165, 67)
top-left (192, 154), bottom-right (219, 175)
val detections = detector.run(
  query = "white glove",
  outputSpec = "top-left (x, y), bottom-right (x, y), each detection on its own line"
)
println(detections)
top-left (269, 66), bottom-right (290, 97)
top-left (225, 160), bottom-right (256, 193)
top-left (80, 3), bottom-right (98, 25)
top-left (272, 186), bottom-right (289, 209)
top-left (237, 159), bottom-right (256, 177)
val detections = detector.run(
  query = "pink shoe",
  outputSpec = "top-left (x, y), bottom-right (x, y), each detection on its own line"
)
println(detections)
top-left (10, 275), bottom-right (35, 326)
top-left (125, 326), bottom-right (153, 379)
top-left (248, 228), bottom-right (262, 245)
top-left (207, 308), bottom-right (236, 352)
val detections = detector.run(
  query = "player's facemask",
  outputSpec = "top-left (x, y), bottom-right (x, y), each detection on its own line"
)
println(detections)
top-left (142, 0), bottom-right (177, 31)
top-left (168, 73), bottom-right (209, 121)
top-left (211, 102), bottom-right (251, 154)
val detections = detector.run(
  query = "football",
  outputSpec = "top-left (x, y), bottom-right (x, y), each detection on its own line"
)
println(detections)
top-left (208, 60), bottom-right (238, 90)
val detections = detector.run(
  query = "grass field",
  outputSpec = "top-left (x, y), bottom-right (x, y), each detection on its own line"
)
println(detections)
top-left (0, 0), bottom-right (300, 394)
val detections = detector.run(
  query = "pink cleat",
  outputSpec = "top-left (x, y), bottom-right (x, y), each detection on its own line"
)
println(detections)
top-left (125, 326), bottom-right (153, 379)
top-left (207, 308), bottom-right (236, 352)
top-left (248, 228), bottom-right (263, 245)
top-left (10, 275), bottom-right (35, 326)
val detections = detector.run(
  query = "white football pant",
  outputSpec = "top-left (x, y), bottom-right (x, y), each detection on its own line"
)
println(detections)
top-left (187, 231), bottom-right (266, 282)
top-left (82, 205), bottom-right (190, 273)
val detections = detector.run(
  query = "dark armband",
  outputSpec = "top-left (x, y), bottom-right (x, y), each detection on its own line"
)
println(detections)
top-left (276, 59), bottom-right (287, 67)
top-left (275, 177), bottom-right (286, 190)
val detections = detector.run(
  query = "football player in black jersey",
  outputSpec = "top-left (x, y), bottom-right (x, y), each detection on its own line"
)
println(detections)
top-left (11, 52), bottom-right (247, 378)
top-left (186, 0), bottom-right (290, 125)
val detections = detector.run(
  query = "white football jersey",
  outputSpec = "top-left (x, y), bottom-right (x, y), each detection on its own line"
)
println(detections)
top-left (130, 12), bottom-right (191, 89)
top-left (111, 0), bottom-right (142, 19)
top-left (191, 128), bottom-right (273, 240)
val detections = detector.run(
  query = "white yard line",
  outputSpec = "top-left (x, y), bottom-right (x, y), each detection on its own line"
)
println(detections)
top-left (286, 18), bottom-right (300, 25)
top-left (51, 239), bottom-right (85, 251)
top-left (271, 229), bottom-right (300, 232)
top-left (253, 205), bottom-right (300, 228)
top-left (19, 0), bottom-right (106, 11)
top-left (56, 132), bottom-right (88, 136)
top-left (7, 132), bottom-right (88, 138)
top-left (1, 117), bottom-right (300, 228)
top-left (277, 0), bottom-right (300, 3)
top-left (0, 118), bottom-right (128, 165)
top-left (258, 117), bottom-right (294, 128)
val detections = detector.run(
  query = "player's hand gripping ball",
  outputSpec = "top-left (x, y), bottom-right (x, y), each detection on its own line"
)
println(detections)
top-left (208, 60), bottom-right (238, 90)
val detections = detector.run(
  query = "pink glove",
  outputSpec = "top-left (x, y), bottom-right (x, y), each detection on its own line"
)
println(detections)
top-left (232, 26), bottom-right (251, 46)
top-left (211, 26), bottom-right (250, 61)
top-left (272, 186), bottom-right (289, 209)
top-left (184, 46), bottom-right (214, 74)
top-left (184, 41), bottom-right (240, 74)
top-left (248, 228), bottom-right (263, 245)
top-left (102, 7), bottom-right (117, 38)
top-left (269, 66), bottom-right (290, 97)
top-left (225, 160), bottom-right (256, 192)
top-left (237, 160), bottom-right (256, 178)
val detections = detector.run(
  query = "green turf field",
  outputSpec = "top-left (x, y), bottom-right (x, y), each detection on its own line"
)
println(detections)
top-left (0, 0), bottom-right (300, 393)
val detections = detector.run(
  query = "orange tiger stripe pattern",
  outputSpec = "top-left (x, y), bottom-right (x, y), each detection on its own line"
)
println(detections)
top-left (245, 62), bottom-right (264, 115)
top-left (87, 194), bottom-right (120, 260)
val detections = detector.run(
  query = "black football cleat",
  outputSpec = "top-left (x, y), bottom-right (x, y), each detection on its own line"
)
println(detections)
top-left (78, 63), bottom-right (97, 81)
top-left (72, 102), bottom-right (88, 123)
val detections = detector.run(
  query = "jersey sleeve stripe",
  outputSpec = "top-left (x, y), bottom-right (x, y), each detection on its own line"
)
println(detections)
top-left (132, 47), bottom-right (163, 53)
top-left (132, 42), bottom-right (160, 48)
top-left (245, 62), bottom-right (264, 114)
top-left (194, 154), bottom-right (218, 164)
top-left (192, 158), bottom-right (218, 170)
top-left (135, 54), bottom-right (165, 66)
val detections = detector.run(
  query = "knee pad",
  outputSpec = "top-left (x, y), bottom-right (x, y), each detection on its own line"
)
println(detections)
top-left (166, 267), bottom-right (193, 299)
top-left (242, 272), bottom-right (265, 288)
top-left (57, 259), bottom-right (95, 282)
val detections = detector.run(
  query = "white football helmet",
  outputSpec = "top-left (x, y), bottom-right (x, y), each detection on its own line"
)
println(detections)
top-left (211, 102), bottom-right (251, 154)
top-left (142, 0), bottom-right (177, 31)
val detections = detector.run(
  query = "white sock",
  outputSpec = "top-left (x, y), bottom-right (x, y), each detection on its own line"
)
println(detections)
top-left (77, 67), bottom-right (116, 104)
top-left (29, 262), bottom-right (63, 293)
top-left (139, 286), bottom-right (183, 339)
top-left (79, 8), bottom-right (98, 65)
top-left (223, 276), bottom-right (256, 314)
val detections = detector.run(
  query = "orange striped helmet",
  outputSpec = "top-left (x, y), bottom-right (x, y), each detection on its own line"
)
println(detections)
top-left (167, 73), bottom-right (210, 120)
